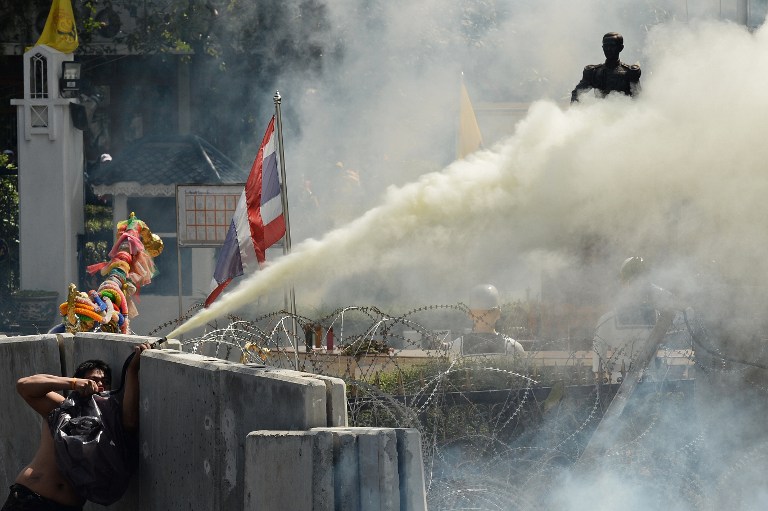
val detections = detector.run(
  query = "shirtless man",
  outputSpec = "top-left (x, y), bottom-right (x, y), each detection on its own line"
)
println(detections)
top-left (2, 343), bottom-right (149, 511)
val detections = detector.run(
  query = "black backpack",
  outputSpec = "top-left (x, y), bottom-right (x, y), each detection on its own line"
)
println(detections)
top-left (47, 354), bottom-right (139, 505)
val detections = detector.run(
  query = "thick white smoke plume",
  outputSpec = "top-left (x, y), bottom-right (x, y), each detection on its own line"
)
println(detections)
top-left (166, 4), bottom-right (768, 510)
top-left (173, 17), bottom-right (768, 334)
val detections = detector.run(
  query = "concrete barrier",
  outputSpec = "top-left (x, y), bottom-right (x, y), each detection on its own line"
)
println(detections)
top-left (265, 369), bottom-right (348, 428)
top-left (394, 429), bottom-right (428, 511)
top-left (139, 349), bottom-right (345, 510)
top-left (357, 429), bottom-right (400, 510)
top-left (244, 430), bottom-right (335, 511)
top-left (0, 333), bottom-right (427, 511)
top-left (334, 430), bottom-right (361, 511)
top-left (321, 427), bottom-right (427, 511)
top-left (0, 334), bottom-right (63, 497)
top-left (245, 427), bottom-right (427, 511)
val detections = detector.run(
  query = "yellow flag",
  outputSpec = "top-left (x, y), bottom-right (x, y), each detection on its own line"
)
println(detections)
top-left (457, 76), bottom-right (483, 159)
top-left (34, 0), bottom-right (79, 54)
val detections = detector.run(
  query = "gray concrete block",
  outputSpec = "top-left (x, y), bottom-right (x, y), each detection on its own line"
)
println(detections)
top-left (186, 348), bottom-right (349, 428)
top-left (140, 351), bottom-right (334, 511)
top-left (244, 431), bottom-right (315, 511)
top-left (244, 430), bottom-right (336, 511)
top-left (311, 427), bottom-right (427, 511)
top-left (0, 335), bottom-right (62, 496)
top-left (139, 350), bottom-right (224, 510)
top-left (335, 430), bottom-right (360, 511)
top-left (253, 367), bottom-right (347, 428)
top-left (395, 429), bottom-right (427, 511)
top-left (358, 429), bottom-right (400, 511)
top-left (304, 373), bottom-right (348, 427)
top-left (217, 363), bottom-right (329, 510)
top-left (311, 430), bottom-right (335, 511)
top-left (159, 338), bottom-right (182, 351)
top-left (55, 332), bottom-right (74, 376)
top-left (222, 364), bottom-right (329, 430)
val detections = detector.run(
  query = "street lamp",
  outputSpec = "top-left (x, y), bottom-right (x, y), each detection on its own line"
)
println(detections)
top-left (60, 61), bottom-right (81, 96)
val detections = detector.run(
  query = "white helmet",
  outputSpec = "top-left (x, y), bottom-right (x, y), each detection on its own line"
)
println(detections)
top-left (469, 284), bottom-right (500, 310)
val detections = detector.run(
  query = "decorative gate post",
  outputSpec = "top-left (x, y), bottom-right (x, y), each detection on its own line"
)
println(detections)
top-left (10, 45), bottom-right (84, 297)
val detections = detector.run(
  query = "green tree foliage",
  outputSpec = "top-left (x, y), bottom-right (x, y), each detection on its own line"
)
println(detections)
top-left (2, 0), bottom-right (509, 157)
top-left (0, 153), bottom-right (19, 326)
top-left (81, 203), bottom-right (113, 291)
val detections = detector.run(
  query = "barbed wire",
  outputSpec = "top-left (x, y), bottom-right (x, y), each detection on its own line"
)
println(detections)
top-left (148, 302), bottom-right (768, 510)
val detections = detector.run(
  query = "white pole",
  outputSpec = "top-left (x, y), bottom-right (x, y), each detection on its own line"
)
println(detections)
top-left (273, 91), bottom-right (299, 370)
top-left (175, 186), bottom-right (183, 333)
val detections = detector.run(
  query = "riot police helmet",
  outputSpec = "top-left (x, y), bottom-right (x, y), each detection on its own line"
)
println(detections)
top-left (469, 284), bottom-right (500, 310)
top-left (620, 256), bottom-right (648, 284)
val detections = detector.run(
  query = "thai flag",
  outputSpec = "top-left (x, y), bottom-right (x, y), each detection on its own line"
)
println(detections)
top-left (204, 116), bottom-right (285, 307)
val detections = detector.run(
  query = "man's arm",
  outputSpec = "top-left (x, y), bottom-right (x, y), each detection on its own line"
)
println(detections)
top-left (16, 374), bottom-right (100, 417)
top-left (122, 343), bottom-right (151, 432)
top-left (571, 65), bottom-right (597, 103)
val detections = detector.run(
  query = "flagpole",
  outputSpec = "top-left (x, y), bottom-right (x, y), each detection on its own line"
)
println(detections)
top-left (457, 72), bottom-right (464, 160)
top-left (273, 91), bottom-right (299, 370)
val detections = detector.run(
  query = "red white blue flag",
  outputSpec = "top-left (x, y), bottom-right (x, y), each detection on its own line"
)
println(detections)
top-left (204, 116), bottom-right (285, 307)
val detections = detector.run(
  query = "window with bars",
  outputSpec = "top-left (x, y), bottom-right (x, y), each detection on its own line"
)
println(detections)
top-left (30, 53), bottom-right (48, 99)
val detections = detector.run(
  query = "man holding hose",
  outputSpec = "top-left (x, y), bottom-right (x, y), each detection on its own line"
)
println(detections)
top-left (2, 342), bottom-right (151, 511)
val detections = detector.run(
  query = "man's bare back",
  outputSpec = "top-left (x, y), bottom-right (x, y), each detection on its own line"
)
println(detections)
top-left (15, 426), bottom-right (85, 507)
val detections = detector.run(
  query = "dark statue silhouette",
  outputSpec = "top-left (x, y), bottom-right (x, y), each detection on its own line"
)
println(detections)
top-left (571, 32), bottom-right (641, 103)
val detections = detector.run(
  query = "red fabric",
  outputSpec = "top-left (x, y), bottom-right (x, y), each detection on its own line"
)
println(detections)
top-left (244, 116), bottom-right (276, 264)
top-left (204, 278), bottom-right (232, 308)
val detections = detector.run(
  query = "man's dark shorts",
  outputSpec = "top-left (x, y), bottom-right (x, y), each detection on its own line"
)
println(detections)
top-left (1, 485), bottom-right (82, 511)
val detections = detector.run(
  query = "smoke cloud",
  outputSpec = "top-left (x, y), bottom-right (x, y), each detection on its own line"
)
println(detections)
top-left (162, 2), bottom-right (768, 509)
top-left (174, 11), bottom-right (768, 323)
